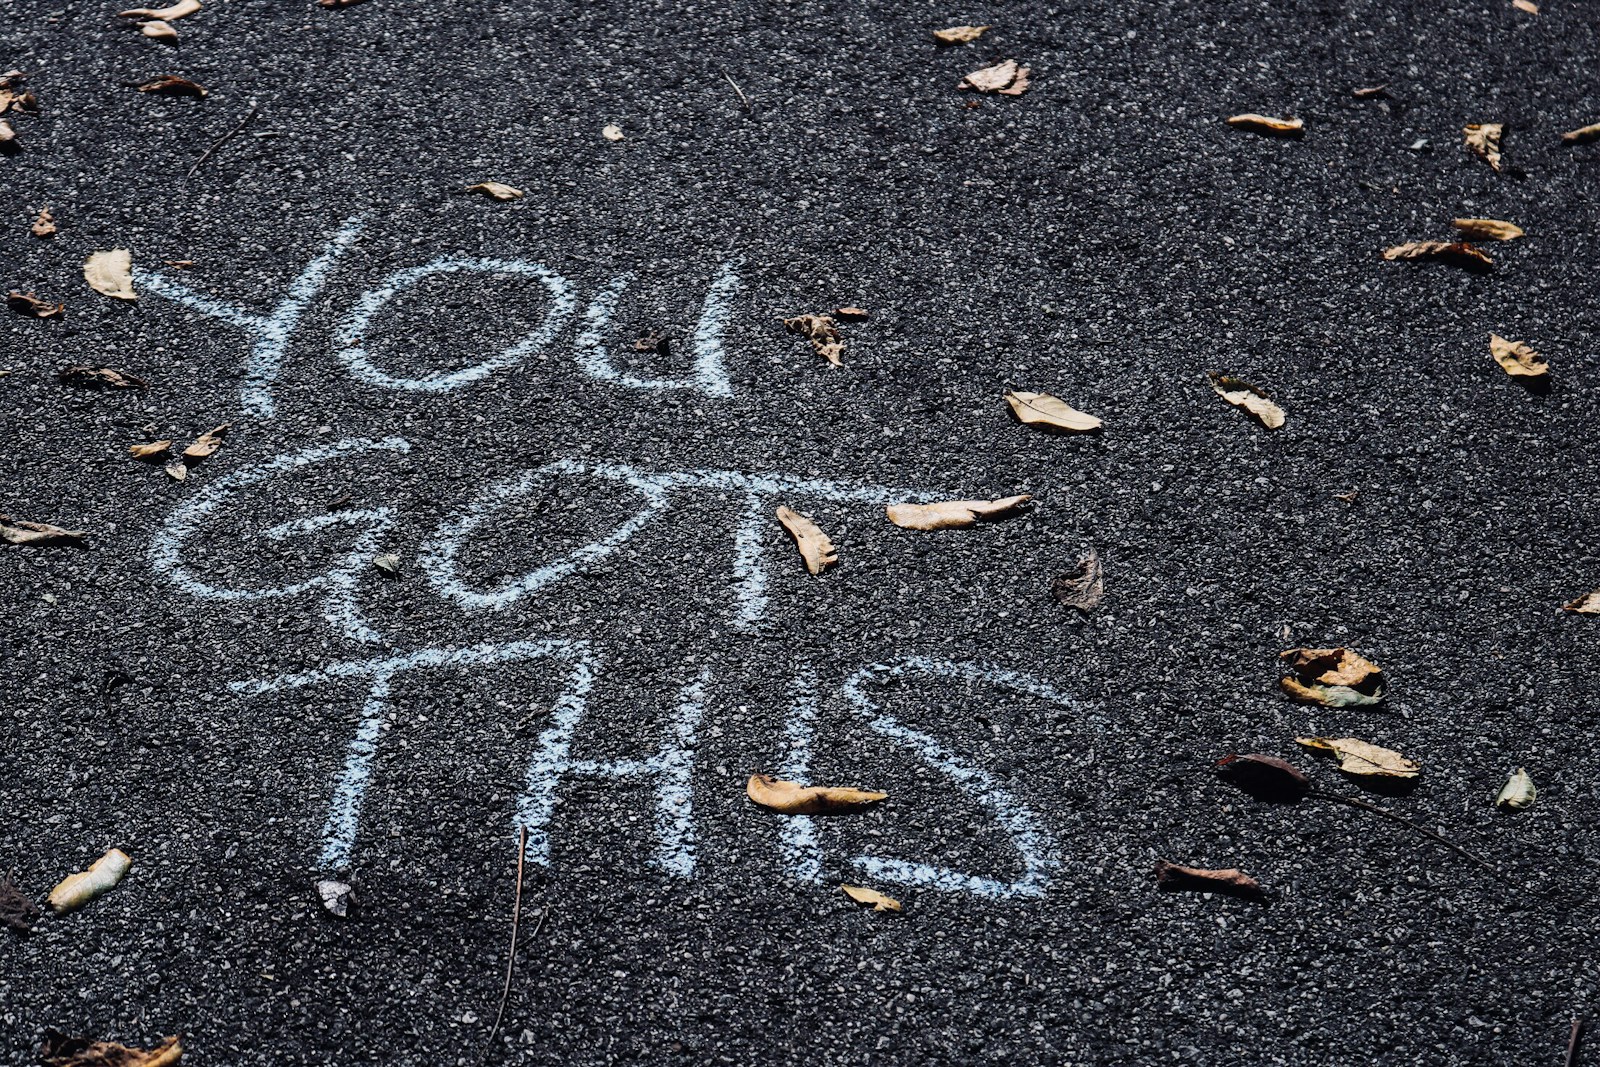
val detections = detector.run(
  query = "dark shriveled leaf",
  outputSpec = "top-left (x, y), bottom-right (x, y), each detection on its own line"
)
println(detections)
top-left (1154, 860), bottom-right (1265, 900)
top-left (1215, 753), bottom-right (1310, 803)
top-left (1052, 548), bottom-right (1103, 612)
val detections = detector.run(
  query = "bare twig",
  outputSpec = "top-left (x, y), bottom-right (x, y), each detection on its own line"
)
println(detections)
top-left (719, 67), bottom-right (750, 111)
top-left (481, 826), bottom-right (530, 1063)
top-left (1568, 1017), bottom-right (1586, 1067)
top-left (187, 102), bottom-right (259, 178)
top-left (1311, 790), bottom-right (1511, 885)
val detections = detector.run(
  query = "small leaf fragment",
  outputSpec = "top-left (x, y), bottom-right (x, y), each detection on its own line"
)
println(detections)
top-left (318, 0), bottom-right (369, 7)
top-left (136, 74), bottom-right (207, 97)
top-left (31, 206), bottom-right (55, 237)
top-left (885, 494), bottom-right (1030, 531)
top-left (0, 869), bottom-right (41, 934)
top-left (0, 118), bottom-right (16, 147)
top-left (1561, 122), bottom-right (1600, 146)
top-left (84, 249), bottom-right (138, 300)
top-left (1351, 84), bottom-right (1390, 99)
top-left (1153, 860), bottom-right (1264, 898)
top-left (1452, 217), bottom-right (1523, 241)
top-left (1051, 548), bottom-right (1104, 613)
top-left (58, 364), bottom-right (148, 389)
top-left (1495, 767), bottom-right (1536, 811)
top-left (39, 1031), bottom-right (183, 1067)
top-left (1561, 590), bottom-right (1600, 614)
top-left (1296, 736), bottom-right (1419, 778)
top-left (1005, 390), bottom-right (1102, 433)
top-left (601, 123), bottom-right (623, 141)
top-left (1512, 0), bottom-right (1538, 13)
top-left (1208, 373), bottom-right (1285, 429)
top-left (832, 306), bottom-right (870, 321)
top-left (128, 439), bottom-right (173, 459)
top-left (775, 507), bottom-right (837, 575)
top-left (0, 515), bottom-right (86, 546)
top-left (316, 878), bottom-right (355, 918)
top-left (7, 290), bottom-right (63, 319)
top-left (1279, 647), bottom-right (1385, 707)
top-left (932, 24), bottom-right (991, 44)
top-left (1463, 123), bottom-right (1503, 171)
top-left (165, 461), bottom-right (188, 482)
top-left (959, 59), bottom-right (1030, 96)
top-left (1215, 754), bottom-right (1311, 803)
top-left (1489, 334), bottom-right (1548, 380)
top-left (48, 848), bottom-right (131, 915)
top-left (141, 20), bottom-right (179, 40)
top-left (782, 313), bottom-right (844, 366)
top-left (465, 181), bottom-right (523, 201)
top-left (1381, 240), bottom-right (1493, 273)
top-left (841, 884), bottom-right (902, 912)
top-left (1225, 113), bottom-right (1304, 137)
top-left (182, 423), bottom-right (229, 461)
top-left (747, 774), bottom-right (886, 815)
top-left (372, 552), bottom-right (401, 575)
top-left (117, 0), bottom-right (200, 18)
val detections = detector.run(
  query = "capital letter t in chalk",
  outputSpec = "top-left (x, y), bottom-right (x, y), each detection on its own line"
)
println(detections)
top-left (136, 213), bottom-right (371, 417)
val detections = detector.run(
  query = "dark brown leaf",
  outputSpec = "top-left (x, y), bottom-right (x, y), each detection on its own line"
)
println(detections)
top-left (1051, 548), bottom-right (1103, 612)
top-left (135, 75), bottom-right (207, 97)
top-left (0, 870), bottom-right (40, 934)
top-left (1215, 753), bottom-right (1310, 803)
top-left (58, 365), bottom-right (148, 389)
top-left (1381, 240), bottom-right (1493, 273)
top-left (1154, 860), bottom-right (1265, 899)
top-left (7, 290), bottom-right (62, 319)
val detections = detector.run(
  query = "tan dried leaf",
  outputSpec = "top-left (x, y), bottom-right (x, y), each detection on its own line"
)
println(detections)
top-left (1562, 590), bottom-right (1600, 614)
top-left (933, 24), bottom-right (991, 44)
top-left (183, 423), bottom-right (230, 461)
top-left (782, 314), bottom-right (844, 366)
top-left (165, 461), bottom-right (189, 481)
top-left (136, 75), bottom-right (207, 97)
top-left (39, 1031), bottom-right (182, 1067)
top-left (1489, 334), bottom-right (1548, 379)
top-left (85, 250), bottom-right (138, 300)
top-left (1351, 84), bottom-right (1390, 99)
top-left (841, 884), bottom-right (902, 912)
top-left (1225, 113), bottom-right (1304, 137)
top-left (1279, 647), bottom-right (1385, 707)
top-left (1052, 548), bottom-right (1104, 612)
top-left (1512, 0), bottom-right (1539, 13)
top-left (128, 440), bottom-right (172, 459)
top-left (1296, 736), bottom-right (1420, 778)
top-left (601, 124), bottom-right (623, 141)
top-left (58, 365), bottom-right (147, 389)
top-left (0, 119), bottom-right (16, 145)
top-left (7, 291), bottom-right (63, 319)
top-left (1452, 217), bottom-right (1523, 241)
top-left (1562, 122), bottom-right (1600, 145)
top-left (465, 181), bottom-right (523, 201)
top-left (31, 206), bottom-right (55, 237)
top-left (1208, 373), bottom-right (1285, 429)
top-left (1381, 241), bottom-right (1493, 273)
top-left (1154, 859), bottom-right (1264, 898)
top-left (48, 849), bottom-right (131, 915)
top-left (959, 59), bottom-right (1030, 95)
top-left (885, 494), bottom-right (1031, 531)
top-left (747, 774), bottom-right (887, 815)
top-left (776, 506), bottom-right (837, 575)
top-left (1463, 123), bottom-right (1503, 171)
top-left (1005, 390), bottom-right (1102, 433)
top-left (1496, 767), bottom-right (1536, 811)
top-left (0, 515), bottom-right (86, 546)
top-left (118, 0), bottom-right (200, 18)
top-left (141, 20), bottom-right (178, 40)
top-left (832, 306), bottom-right (869, 321)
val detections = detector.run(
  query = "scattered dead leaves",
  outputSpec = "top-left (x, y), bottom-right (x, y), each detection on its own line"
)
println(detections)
top-left (0, 869), bottom-right (40, 934)
top-left (31, 206), bottom-right (55, 237)
top-left (1489, 333), bottom-right (1549, 380)
top-left (841, 884), bottom-right (902, 912)
top-left (1052, 548), bottom-right (1104, 613)
top-left (1562, 122), bottom-right (1600, 145)
top-left (782, 313), bottom-right (844, 366)
top-left (959, 59), bottom-right (1030, 95)
top-left (118, 0), bottom-right (200, 18)
top-left (59, 365), bottom-right (147, 389)
top-left (465, 181), bottom-right (523, 201)
top-left (1208, 373), bottom-right (1285, 429)
top-left (886, 494), bottom-right (1030, 531)
top-left (1561, 589), bottom-right (1600, 614)
top-left (747, 774), bottom-right (887, 815)
top-left (84, 250), bottom-right (138, 300)
top-left (1154, 860), bottom-right (1265, 899)
top-left (776, 506), bottom-right (837, 574)
top-left (1005, 390), bottom-right (1102, 433)
top-left (39, 1031), bottom-right (182, 1067)
top-left (0, 516), bottom-right (86, 546)
top-left (1279, 647), bottom-right (1386, 708)
top-left (1381, 240), bottom-right (1493, 273)
top-left (1463, 123), bottom-right (1503, 171)
top-left (1225, 113), bottom-right (1304, 137)
top-left (933, 24), bottom-right (991, 45)
top-left (1214, 753), bottom-right (1311, 803)
top-left (1296, 736), bottom-right (1419, 778)
top-left (136, 75), bottom-right (207, 97)
top-left (1452, 217), bottom-right (1523, 241)
top-left (7, 291), bottom-right (63, 319)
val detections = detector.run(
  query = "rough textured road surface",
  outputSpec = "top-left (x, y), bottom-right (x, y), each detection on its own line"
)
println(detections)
top-left (4, 1), bottom-right (1600, 1064)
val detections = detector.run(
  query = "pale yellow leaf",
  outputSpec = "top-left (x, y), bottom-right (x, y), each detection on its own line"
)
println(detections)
top-left (1495, 767), bottom-right (1536, 810)
top-left (84, 249), bottom-right (137, 301)
top-left (601, 124), bottom-right (624, 141)
top-left (1208, 373), bottom-right (1285, 429)
top-left (1452, 217), bottom-right (1524, 241)
top-left (1225, 113), bottom-right (1304, 137)
top-left (1296, 736), bottom-right (1420, 778)
top-left (776, 506), bottom-right (837, 574)
top-left (48, 848), bottom-right (131, 914)
top-left (841, 884), bottom-right (902, 912)
top-left (933, 24), bottom-right (991, 44)
top-left (1512, 0), bottom-right (1539, 13)
top-left (1005, 390), bottom-right (1101, 433)
top-left (465, 182), bottom-right (524, 201)
top-left (140, 19), bottom-right (178, 40)
top-left (128, 439), bottom-right (172, 458)
top-left (1489, 333), bottom-right (1548, 379)
top-left (1464, 123), bottom-right (1503, 171)
top-left (746, 774), bottom-right (886, 814)
top-left (885, 494), bottom-right (1031, 530)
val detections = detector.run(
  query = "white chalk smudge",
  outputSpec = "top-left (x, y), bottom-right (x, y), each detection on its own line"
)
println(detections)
top-left (777, 667), bottom-right (824, 883)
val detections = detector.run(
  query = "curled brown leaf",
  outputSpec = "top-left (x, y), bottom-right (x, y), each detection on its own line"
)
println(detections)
top-left (1052, 548), bottom-right (1103, 613)
top-left (7, 291), bottom-right (63, 319)
top-left (58, 365), bottom-right (147, 389)
top-left (1562, 122), bottom-right (1600, 145)
top-left (39, 1031), bottom-right (182, 1067)
top-left (1381, 241), bottom-right (1493, 273)
top-left (1154, 860), bottom-right (1264, 899)
top-left (1463, 123), bottom-right (1503, 171)
top-left (1, 515), bottom-right (86, 546)
top-left (747, 774), bottom-right (886, 815)
top-left (1225, 113), bottom-right (1304, 137)
top-left (885, 494), bottom-right (1030, 531)
top-left (776, 506), bottom-right (837, 574)
top-left (1452, 217), bottom-right (1523, 241)
top-left (782, 314), bottom-right (844, 366)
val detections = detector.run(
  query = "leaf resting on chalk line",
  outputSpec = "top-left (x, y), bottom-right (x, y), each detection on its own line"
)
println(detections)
top-left (1463, 123), bottom-right (1503, 171)
top-left (1296, 736), bottom-right (1419, 779)
top-left (1208, 373), bottom-right (1285, 429)
top-left (933, 24), bottom-right (991, 44)
top-left (885, 494), bottom-right (1031, 531)
top-left (1214, 753), bottom-right (1311, 803)
top-left (1561, 589), bottom-right (1600, 614)
top-left (959, 59), bottom-right (1030, 95)
top-left (1153, 860), bottom-right (1264, 898)
top-left (775, 506), bottom-right (837, 575)
top-left (1562, 122), bottom-right (1600, 145)
top-left (1, 869), bottom-right (41, 934)
top-left (7, 290), bottom-right (63, 318)
top-left (841, 885), bottom-right (902, 912)
top-left (84, 250), bottom-right (138, 300)
top-left (465, 181), bottom-right (523, 201)
top-left (747, 774), bottom-right (887, 815)
top-left (1004, 390), bottom-right (1101, 433)
top-left (1488, 334), bottom-right (1548, 380)
top-left (1452, 217), bottom-right (1524, 241)
top-left (128, 439), bottom-right (173, 459)
top-left (1380, 241), bottom-right (1493, 273)
top-left (39, 1031), bottom-right (183, 1067)
top-left (1225, 113), bottom-right (1304, 137)
top-left (1496, 767), bottom-right (1536, 811)
top-left (48, 848), bottom-right (132, 914)
top-left (316, 878), bottom-right (355, 918)
top-left (782, 314), bottom-right (844, 366)
top-left (182, 423), bottom-right (229, 461)
top-left (0, 515), bottom-right (86, 546)
top-left (1051, 547), bottom-right (1103, 612)
top-left (118, 0), bottom-right (200, 18)
top-left (58, 365), bottom-right (148, 389)
top-left (372, 552), bottom-right (401, 576)
top-left (136, 74), bottom-right (207, 97)
top-left (1278, 647), bottom-right (1385, 708)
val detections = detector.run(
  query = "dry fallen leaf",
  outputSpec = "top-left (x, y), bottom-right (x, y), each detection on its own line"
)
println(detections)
top-left (1463, 123), bottom-right (1504, 171)
top-left (782, 314), bottom-right (844, 366)
top-left (601, 123), bottom-right (623, 141)
top-left (183, 423), bottom-right (230, 461)
top-left (128, 440), bottom-right (173, 459)
top-left (1296, 736), bottom-right (1419, 778)
top-left (318, 0), bottom-right (368, 7)
top-left (1052, 548), bottom-right (1104, 613)
top-left (1208, 373), bottom-right (1285, 429)
top-left (141, 20), bottom-right (178, 40)
top-left (885, 494), bottom-right (1030, 531)
top-left (960, 59), bottom-right (1030, 95)
top-left (39, 1031), bottom-right (183, 1067)
top-left (1561, 590), bottom-right (1600, 614)
top-left (747, 774), bottom-right (887, 815)
top-left (1381, 241), bottom-right (1493, 273)
top-left (841, 884), bottom-right (902, 912)
top-left (59, 365), bottom-right (148, 389)
top-left (136, 75), bottom-right (207, 97)
top-left (372, 552), bottom-right (402, 575)
top-left (1489, 334), bottom-right (1549, 380)
top-left (832, 306), bottom-right (869, 321)
top-left (465, 181), bottom-right (524, 201)
top-left (1452, 217), bottom-right (1524, 241)
top-left (7, 290), bottom-right (63, 319)
top-left (118, 0), bottom-right (200, 18)
top-left (84, 250), bottom-right (138, 300)
top-left (1496, 767), bottom-right (1536, 811)
top-left (0, 869), bottom-right (40, 934)
top-left (1561, 122), bottom-right (1600, 145)
top-left (165, 461), bottom-right (188, 482)
top-left (1279, 647), bottom-right (1385, 708)
top-left (0, 119), bottom-right (17, 147)
top-left (1214, 753), bottom-right (1311, 803)
top-left (31, 206), bottom-right (55, 237)
top-left (933, 24), bottom-right (991, 44)
top-left (775, 506), bottom-right (837, 575)
top-left (316, 878), bottom-right (355, 918)
top-left (1351, 84), bottom-right (1390, 99)
top-left (1225, 113), bottom-right (1304, 137)
top-left (1512, 0), bottom-right (1539, 13)
top-left (1154, 860), bottom-right (1264, 898)
top-left (1005, 390), bottom-right (1102, 433)
top-left (48, 848), bottom-right (131, 914)
top-left (0, 515), bottom-right (86, 546)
